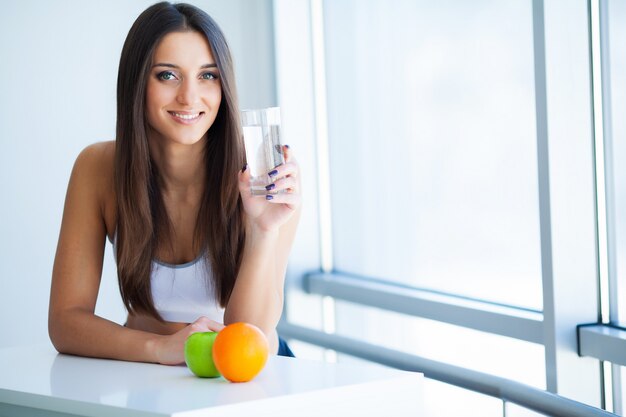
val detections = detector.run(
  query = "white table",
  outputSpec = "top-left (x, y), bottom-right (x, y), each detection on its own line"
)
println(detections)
top-left (0, 344), bottom-right (424, 416)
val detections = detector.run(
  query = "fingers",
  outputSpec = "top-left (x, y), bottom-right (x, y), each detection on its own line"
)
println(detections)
top-left (265, 191), bottom-right (301, 207)
top-left (240, 147), bottom-right (297, 183)
top-left (268, 161), bottom-right (299, 181)
top-left (265, 149), bottom-right (300, 205)
top-left (238, 146), bottom-right (300, 201)
top-left (189, 316), bottom-right (225, 333)
top-left (283, 145), bottom-right (292, 163)
top-left (238, 164), bottom-right (252, 196)
top-left (266, 176), bottom-right (297, 193)
top-left (238, 164), bottom-right (250, 183)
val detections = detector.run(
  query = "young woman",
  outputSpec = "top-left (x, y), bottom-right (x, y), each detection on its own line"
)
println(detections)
top-left (48, 2), bottom-right (301, 365)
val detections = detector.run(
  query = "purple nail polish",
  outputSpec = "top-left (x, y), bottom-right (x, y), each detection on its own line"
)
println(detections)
top-left (266, 194), bottom-right (274, 200)
top-left (284, 144), bottom-right (290, 149)
top-left (241, 164), bottom-right (247, 173)
top-left (268, 169), bottom-right (278, 177)
top-left (265, 183), bottom-right (275, 191)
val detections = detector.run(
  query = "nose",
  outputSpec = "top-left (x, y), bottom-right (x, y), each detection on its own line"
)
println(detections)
top-left (176, 78), bottom-right (199, 106)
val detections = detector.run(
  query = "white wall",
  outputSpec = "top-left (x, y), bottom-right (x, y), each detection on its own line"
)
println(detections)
top-left (0, 0), bottom-right (276, 348)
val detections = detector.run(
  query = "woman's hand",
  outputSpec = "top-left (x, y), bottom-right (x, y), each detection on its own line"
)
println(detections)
top-left (238, 146), bottom-right (302, 232)
top-left (153, 316), bottom-right (224, 365)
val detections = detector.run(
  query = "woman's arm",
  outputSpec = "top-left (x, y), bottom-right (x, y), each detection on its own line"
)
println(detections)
top-left (225, 148), bottom-right (302, 353)
top-left (48, 143), bottom-right (220, 364)
top-left (49, 143), bottom-right (157, 361)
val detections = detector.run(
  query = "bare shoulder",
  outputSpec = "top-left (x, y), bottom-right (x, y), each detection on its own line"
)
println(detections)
top-left (75, 141), bottom-right (115, 170)
top-left (72, 141), bottom-right (115, 198)
top-left (72, 141), bottom-right (117, 236)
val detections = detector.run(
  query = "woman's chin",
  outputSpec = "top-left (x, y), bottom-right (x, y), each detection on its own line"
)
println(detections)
top-left (162, 134), bottom-right (207, 147)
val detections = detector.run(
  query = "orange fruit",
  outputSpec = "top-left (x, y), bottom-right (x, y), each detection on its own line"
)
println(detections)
top-left (212, 322), bottom-right (269, 382)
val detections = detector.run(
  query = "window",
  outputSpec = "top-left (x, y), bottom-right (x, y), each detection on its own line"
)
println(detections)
top-left (324, 0), bottom-right (542, 310)
top-left (601, 0), bottom-right (626, 413)
top-left (275, 0), bottom-right (610, 414)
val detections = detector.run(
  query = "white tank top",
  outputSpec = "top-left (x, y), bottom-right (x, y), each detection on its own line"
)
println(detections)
top-left (110, 234), bottom-right (225, 323)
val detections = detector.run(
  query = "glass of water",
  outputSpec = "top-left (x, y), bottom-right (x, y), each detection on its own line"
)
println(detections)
top-left (241, 107), bottom-right (285, 195)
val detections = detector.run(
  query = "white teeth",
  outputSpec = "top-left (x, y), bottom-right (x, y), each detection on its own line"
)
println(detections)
top-left (171, 112), bottom-right (200, 120)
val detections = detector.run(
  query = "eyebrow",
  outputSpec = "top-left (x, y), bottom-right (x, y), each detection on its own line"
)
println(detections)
top-left (153, 63), bottom-right (218, 69)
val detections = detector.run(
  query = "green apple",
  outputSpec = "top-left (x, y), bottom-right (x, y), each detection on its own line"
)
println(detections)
top-left (184, 332), bottom-right (221, 378)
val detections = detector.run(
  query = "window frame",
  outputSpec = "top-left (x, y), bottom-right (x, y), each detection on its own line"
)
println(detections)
top-left (273, 0), bottom-right (625, 413)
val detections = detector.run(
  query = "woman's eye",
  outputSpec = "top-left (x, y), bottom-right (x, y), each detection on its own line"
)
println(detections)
top-left (201, 72), bottom-right (218, 80)
top-left (157, 71), bottom-right (177, 81)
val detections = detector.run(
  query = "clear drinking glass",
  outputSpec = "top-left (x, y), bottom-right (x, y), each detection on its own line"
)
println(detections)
top-left (241, 107), bottom-right (285, 195)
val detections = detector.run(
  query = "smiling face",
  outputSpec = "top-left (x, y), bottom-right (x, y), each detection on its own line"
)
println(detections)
top-left (145, 31), bottom-right (222, 146)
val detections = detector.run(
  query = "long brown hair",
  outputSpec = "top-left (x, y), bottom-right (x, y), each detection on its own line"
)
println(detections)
top-left (114, 2), bottom-right (245, 320)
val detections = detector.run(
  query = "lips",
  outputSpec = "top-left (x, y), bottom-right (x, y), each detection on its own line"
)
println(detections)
top-left (168, 111), bottom-right (205, 124)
